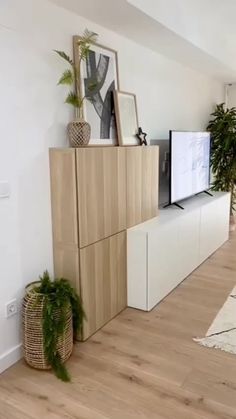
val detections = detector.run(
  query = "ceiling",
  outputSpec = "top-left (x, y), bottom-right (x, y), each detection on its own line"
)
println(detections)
top-left (49, 0), bottom-right (236, 82)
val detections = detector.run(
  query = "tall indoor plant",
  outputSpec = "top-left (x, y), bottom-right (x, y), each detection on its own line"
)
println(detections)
top-left (207, 103), bottom-right (236, 229)
top-left (55, 29), bottom-right (98, 147)
top-left (22, 271), bottom-right (85, 381)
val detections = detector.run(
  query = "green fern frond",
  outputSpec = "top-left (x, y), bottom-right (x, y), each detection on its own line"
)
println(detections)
top-left (65, 92), bottom-right (82, 108)
top-left (33, 272), bottom-right (85, 382)
top-left (80, 29), bottom-right (98, 44)
top-left (54, 29), bottom-right (98, 109)
top-left (79, 45), bottom-right (90, 61)
top-left (54, 50), bottom-right (73, 65)
top-left (207, 103), bottom-right (236, 211)
top-left (57, 69), bottom-right (74, 85)
top-left (77, 29), bottom-right (98, 61)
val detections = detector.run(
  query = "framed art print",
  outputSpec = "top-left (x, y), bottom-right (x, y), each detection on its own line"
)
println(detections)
top-left (73, 36), bottom-right (120, 145)
top-left (114, 91), bottom-right (140, 146)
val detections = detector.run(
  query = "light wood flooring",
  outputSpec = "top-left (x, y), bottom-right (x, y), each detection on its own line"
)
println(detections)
top-left (1, 233), bottom-right (236, 419)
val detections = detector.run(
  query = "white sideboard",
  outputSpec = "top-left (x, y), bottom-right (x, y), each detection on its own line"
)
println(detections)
top-left (127, 192), bottom-right (230, 311)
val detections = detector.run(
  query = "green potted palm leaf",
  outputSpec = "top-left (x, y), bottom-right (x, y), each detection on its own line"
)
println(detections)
top-left (207, 103), bottom-right (236, 230)
top-left (54, 29), bottom-right (98, 147)
top-left (22, 271), bottom-right (85, 381)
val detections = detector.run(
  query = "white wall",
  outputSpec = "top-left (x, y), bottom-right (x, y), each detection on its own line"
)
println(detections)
top-left (128, 0), bottom-right (236, 78)
top-left (227, 84), bottom-right (236, 108)
top-left (0, 0), bottom-right (223, 371)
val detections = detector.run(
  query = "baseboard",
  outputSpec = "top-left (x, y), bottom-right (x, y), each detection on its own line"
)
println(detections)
top-left (0, 344), bottom-right (22, 374)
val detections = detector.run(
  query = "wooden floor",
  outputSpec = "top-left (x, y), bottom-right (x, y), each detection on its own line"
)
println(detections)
top-left (1, 234), bottom-right (236, 419)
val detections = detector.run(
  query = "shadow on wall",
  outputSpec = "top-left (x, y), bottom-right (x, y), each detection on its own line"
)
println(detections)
top-left (150, 139), bottom-right (169, 207)
top-left (17, 152), bottom-right (54, 284)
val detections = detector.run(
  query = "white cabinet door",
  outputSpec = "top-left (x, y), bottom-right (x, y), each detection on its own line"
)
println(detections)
top-left (199, 196), bottom-right (230, 263)
top-left (127, 231), bottom-right (148, 310)
top-left (178, 209), bottom-right (200, 279)
top-left (127, 193), bottom-right (230, 312)
top-left (148, 219), bottom-right (181, 310)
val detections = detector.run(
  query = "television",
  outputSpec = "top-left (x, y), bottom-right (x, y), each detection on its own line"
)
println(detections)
top-left (169, 131), bottom-right (211, 205)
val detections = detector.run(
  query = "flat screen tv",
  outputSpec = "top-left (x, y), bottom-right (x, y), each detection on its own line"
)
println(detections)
top-left (169, 130), bottom-right (211, 205)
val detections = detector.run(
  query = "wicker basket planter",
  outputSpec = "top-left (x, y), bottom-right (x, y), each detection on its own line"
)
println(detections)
top-left (67, 118), bottom-right (91, 147)
top-left (22, 282), bottom-right (73, 371)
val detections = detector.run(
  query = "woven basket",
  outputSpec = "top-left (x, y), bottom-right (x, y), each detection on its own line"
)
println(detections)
top-left (22, 282), bottom-right (73, 370)
top-left (67, 118), bottom-right (91, 147)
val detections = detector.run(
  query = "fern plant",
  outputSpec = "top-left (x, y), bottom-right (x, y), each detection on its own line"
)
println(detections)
top-left (207, 103), bottom-right (236, 212)
top-left (33, 271), bottom-right (85, 382)
top-left (54, 29), bottom-right (98, 118)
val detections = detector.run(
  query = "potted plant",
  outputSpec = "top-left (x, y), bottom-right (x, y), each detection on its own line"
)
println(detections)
top-left (207, 103), bottom-right (236, 230)
top-left (54, 29), bottom-right (98, 147)
top-left (22, 271), bottom-right (85, 381)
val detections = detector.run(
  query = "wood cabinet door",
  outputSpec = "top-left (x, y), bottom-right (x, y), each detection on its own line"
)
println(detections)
top-left (80, 231), bottom-right (127, 340)
top-left (49, 149), bottom-right (78, 246)
top-left (126, 146), bottom-right (159, 228)
top-left (76, 147), bottom-right (127, 248)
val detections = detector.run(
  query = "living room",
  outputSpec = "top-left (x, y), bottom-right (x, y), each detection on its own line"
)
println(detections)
top-left (0, 1), bottom-right (236, 417)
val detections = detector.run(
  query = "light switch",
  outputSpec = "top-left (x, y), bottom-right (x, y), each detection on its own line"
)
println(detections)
top-left (0, 181), bottom-right (10, 199)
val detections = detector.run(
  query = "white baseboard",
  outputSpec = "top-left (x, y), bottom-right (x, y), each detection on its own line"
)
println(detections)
top-left (0, 344), bottom-right (22, 374)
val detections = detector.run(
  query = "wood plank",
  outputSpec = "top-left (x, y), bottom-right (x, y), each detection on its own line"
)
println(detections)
top-left (80, 231), bottom-right (127, 340)
top-left (49, 148), bottom-right (78, 246)
top-left (126, 146), bottom-right (159, 228)
top-left (53, 244), bottom-right (79, 291)
top-left (76, 147), bottom-right (127, 248)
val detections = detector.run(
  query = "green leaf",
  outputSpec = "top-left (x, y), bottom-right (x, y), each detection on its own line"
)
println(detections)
top-left (207, 102), bottom-right (236, 211)
top-left (65, 92), bottom-right (82, 108)
top-left (80, 28), bottom-right (98, 44)
top-left (32, 271), bottom-right (85, 382)
top-left (54, 50), bottom-right (73, 65)
top-left (57, 69), bottom-right (74, 85)
top-left (76, 29), bottom-right (98, 62)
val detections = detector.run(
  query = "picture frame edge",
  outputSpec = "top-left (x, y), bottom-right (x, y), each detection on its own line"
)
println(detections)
top-left (73, 35), bottom-right (120, 90)
top-left (114, 90), bottom-right (140, 147)
top-left (73, 35), bottom-right (120, 145)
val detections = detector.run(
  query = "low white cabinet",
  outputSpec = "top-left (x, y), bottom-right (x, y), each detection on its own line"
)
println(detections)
top-left (127, 192), bottom-right (230, 311)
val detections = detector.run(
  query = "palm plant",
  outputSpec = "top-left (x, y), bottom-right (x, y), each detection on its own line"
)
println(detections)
top-left (54, 29), bottom-right (98, 119)
top-left (207, 103), bottom-right (236, 213)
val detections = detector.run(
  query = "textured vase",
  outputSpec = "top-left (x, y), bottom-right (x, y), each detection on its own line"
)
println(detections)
top-left (22, 282), bottom-right (73, 370)
top-left (67, 118), bottom-right (91, 147)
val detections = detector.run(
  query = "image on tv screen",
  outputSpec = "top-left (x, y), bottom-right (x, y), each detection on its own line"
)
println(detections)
top-left (170, 131), bottom-right (210, 204)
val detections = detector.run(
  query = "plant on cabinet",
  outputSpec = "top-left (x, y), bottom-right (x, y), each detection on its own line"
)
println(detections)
top-left (207, 103), bottom-right (236, 231)
top-left (22, 271), bottom-right (85, 381)
top-left (54, 29), bottom-right (98, 147)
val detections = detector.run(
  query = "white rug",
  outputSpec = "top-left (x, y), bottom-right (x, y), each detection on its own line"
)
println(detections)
top-left (194, 286), bottom-right (236, 355)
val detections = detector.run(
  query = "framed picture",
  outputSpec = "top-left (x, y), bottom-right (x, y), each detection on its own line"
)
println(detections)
top-left (114, 91), bottom-right (140, 146)
top-left (73, 36), bottom-right (120, 145)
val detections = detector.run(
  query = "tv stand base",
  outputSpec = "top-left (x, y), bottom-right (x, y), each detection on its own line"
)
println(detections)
top-left (196, 190), bottom-right (213, 197)
top-left (163, 202), bottom-right (184, 210)
top-left (204, 190), bottom-right (213, 197)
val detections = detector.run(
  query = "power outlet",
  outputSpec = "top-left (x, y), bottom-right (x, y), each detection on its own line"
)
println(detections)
top-left (5, 299), bottom-right (18, 318)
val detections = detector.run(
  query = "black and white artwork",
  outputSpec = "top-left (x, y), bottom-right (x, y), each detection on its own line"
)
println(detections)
top-left (81, 44), bottom-right (119, 145)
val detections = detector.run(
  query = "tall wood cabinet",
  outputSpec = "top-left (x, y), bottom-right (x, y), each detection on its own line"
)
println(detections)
top-left (49, 146), bottom-right (159, 340)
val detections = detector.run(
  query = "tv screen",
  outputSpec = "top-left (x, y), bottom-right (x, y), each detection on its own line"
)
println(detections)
top-left (170, 131), bottom-right (210, 204)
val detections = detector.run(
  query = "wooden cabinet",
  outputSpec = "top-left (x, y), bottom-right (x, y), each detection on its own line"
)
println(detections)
top-left (126, 146), bottom-right (159, 228)
top-left (76, 147), bottom-right (127, 248)
top-left (80, 231), bottom-right (127, 340)
top-left (50, 146), bottom-right (159, 340)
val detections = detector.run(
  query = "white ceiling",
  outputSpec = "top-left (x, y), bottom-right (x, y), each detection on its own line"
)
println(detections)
top-left (50, 0), bottom-right (236, 82)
